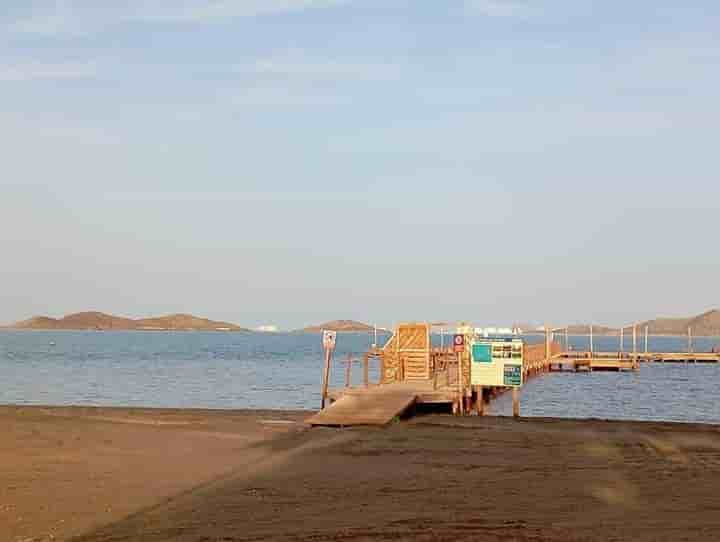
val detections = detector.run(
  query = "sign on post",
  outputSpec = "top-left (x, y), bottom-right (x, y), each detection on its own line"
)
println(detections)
top-left (471, 338), bottom-right (524, 388)
top-left (453, 334), bottom-right (465, 353)
top-left (323, 330), bottom-right (337, 351)
top-left (320, 330), bottom-right (337, 409)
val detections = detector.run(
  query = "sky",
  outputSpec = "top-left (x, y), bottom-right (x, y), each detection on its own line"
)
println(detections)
top-left (1, 0), bottom-right (719, 330)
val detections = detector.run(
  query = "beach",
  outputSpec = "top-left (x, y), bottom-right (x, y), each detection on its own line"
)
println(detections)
top-left (2, 407), bottom-right (720, 541)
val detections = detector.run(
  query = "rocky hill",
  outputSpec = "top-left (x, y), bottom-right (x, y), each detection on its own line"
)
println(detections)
top-left (8, 312), bottom-right (250, 332)
top-left (135, 314), bottom-right (246, 331)
top-left (636, 309), bottom-right (720, 336)
top-left (299, 320), bottom-right (376, 333)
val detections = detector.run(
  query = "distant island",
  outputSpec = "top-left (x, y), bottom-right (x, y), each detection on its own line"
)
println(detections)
top-left (556, 309), bottom-right (720, 337)
top-left (298, 320), bottom-right (380, 333)
top-left (5, 309), bottom-right (719, 336)
top-left (5, 312), bottom-right (251, 332)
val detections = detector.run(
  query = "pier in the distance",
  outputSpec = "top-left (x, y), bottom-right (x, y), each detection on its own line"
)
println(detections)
top-left (307, 322), bottom-right (719, 427)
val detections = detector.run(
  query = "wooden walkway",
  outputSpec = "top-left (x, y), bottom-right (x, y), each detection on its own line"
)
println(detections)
top-left (310, 322), bottom-right (719, 425)
top-left (306, 384), bottom-right (418, 426)
top-left (549, 358), bottom-right (638, 371)
top-left (637, 352), bottom-right (720, 363)
top-left (557, 351), bottom-right (720, 365)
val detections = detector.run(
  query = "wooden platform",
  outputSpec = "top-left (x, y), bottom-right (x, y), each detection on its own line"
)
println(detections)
top-left (306, 384), bottom-right (418, 426)
top-left (637, 352), bottom-right (720, 363)
top-left (558, 351), bottom-right (720, 365)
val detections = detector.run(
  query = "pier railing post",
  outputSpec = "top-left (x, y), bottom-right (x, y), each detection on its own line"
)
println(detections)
top-left (544, 325), bottom-right (550, 360)
top-left (363, 354), bottom-right (369, 387)
top-left (345, 353), bottom-right (352, 388)
top-left (512, 388), bottom-right (520, 418)
top-left (476, 386), bottom-right (484, 415)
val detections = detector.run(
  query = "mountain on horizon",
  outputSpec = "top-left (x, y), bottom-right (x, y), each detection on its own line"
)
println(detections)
top-left (560, 309), bottom-right (720, 336)
top-left (298, 320), bottom-right (377, 333)
top-left (635, 309), bottom-right (720, 336)
top-left (6, 312), bottom-right (250, 332)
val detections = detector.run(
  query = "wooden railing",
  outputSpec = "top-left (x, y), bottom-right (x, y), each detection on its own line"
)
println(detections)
top-left (338, 351), bottom-right (384, 389)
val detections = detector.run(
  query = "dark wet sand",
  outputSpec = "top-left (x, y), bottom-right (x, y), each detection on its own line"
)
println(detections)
top-left (3, 407), bottom-right (720, 542)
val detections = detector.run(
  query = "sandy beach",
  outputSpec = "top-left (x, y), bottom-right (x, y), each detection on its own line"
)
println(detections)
top-left (3, 407), bottom-right (720, 542)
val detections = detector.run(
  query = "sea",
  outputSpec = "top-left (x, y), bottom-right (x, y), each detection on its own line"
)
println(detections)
top-left (1, 331), bottom-right (719, 424)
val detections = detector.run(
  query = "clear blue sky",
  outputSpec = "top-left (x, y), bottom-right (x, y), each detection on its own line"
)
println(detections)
top-left (1, 1), bottom-right (718, 329)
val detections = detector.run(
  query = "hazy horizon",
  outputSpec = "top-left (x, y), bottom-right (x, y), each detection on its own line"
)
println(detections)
top-left (2, 1), bottom-right (719, 330)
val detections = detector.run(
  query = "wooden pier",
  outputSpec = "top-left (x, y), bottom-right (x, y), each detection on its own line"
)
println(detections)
top-left (557, 351), bottom-right (720, 365)
top-left (307, 323), bottom-right (718, 426)
top-left (309, 323), bottom-right (564, 426)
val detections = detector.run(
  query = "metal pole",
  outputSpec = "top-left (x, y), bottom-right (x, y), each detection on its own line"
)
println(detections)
top-left (620, 327), bottom-right (624, 354)
top-left (457, 351), bottom-right (464, 415)
top-left (633, 325), bottom-right (637, 358)
top-left (321, 347), bottom-right (331, 409)
top-left (512, 388), bottom-right (520, 418)
top-left (645, 325), bottom-right (649, 354)
top-left (688, 326), bottom-right (693, 354)
top-left (590, 325), bottom-right (594, 356)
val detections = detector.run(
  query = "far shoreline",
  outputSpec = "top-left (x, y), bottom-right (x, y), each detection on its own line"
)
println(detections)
top-left (2, 328), bottom-right (719, 338)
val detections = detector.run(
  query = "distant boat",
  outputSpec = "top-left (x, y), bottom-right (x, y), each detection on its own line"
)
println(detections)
top-left (49, 341), bottom-right (56, 346)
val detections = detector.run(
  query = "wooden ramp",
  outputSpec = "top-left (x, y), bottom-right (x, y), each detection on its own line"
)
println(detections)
top-left (306, 387), bottom-right (417, 426)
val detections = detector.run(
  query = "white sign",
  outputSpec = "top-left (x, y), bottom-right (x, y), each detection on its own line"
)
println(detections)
top-left (471, 338), bottom-right (524, 388)
top-left (322, 330), bottom-right (337, 351)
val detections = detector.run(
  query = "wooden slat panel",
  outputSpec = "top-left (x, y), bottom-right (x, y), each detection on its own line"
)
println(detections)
top-left (306, 391), bottom-right (417, 426)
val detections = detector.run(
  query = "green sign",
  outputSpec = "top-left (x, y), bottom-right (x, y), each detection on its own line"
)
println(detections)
top-left (472, 344), bottom-right (492, 363)
top-left (503, 364), bottom-right (522, 387)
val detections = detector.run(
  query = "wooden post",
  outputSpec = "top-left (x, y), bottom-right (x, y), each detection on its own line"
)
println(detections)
top-left (512, 388), bottom-right (520, 418)
top-left (457, 352), bottom-right (464, 415)
top-left (363, 354), bottom-right (369, 387)
top-left (633, 325), bottom-right (637, 359)
top-left (345, 353), bottom-right (352, 388)
top-left (476, 386), bottom-right (484, 416)
top-left (433, 357), bottom-right (438, 391)
top-left (321, 348), bottom-right (331, 409)
top-left (544, 324), bottom-right (550, 360)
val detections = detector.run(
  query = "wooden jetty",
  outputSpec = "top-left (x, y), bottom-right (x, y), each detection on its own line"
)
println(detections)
top-left (637, 352), bottom-right (720, 363)
top-left (556, 351), bottom-right (719, 366)
top-left (307, 322), bottom-right (718, 427)
top-left (308, 323), bottom-right (562, 426)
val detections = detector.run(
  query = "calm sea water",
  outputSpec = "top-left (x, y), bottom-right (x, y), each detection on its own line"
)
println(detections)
top-left (1, 331), bottom-right (719, 424)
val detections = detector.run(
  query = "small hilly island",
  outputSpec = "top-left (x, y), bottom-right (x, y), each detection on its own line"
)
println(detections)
top-left (299, 320), bottom-right (378, 333)
top-left (565, 309), bottom-right (720, 336)
top-left (7, 312), bottom-right (250, 332)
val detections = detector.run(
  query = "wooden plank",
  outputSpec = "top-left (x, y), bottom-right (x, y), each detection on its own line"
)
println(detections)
top-left (305, 389), bottom-right (416, 426)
